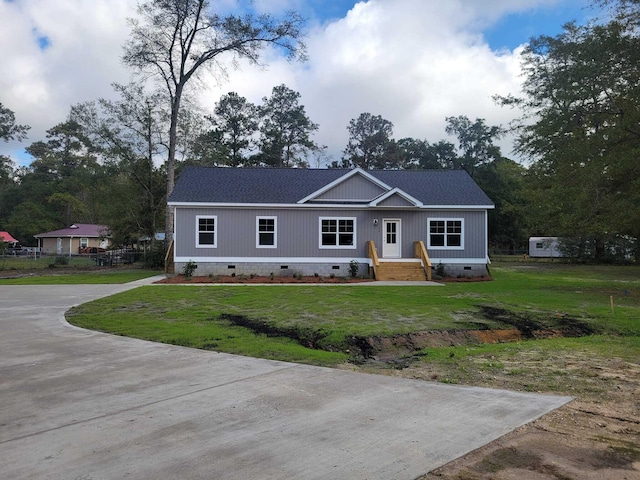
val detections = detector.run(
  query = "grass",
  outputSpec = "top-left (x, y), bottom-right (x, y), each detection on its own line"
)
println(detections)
top-left (66, 262), bottom-right (640, 368)
top-left (0, 255), bottom-right (96, 271)
top-left (0, 263), bottom-right (160, 284)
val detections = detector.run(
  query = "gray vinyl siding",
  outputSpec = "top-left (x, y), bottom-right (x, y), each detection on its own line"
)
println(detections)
top-left (376, 195), bottom-right (414, 207)
top-left (425, 210), bottom-right (486, 259)
top-left (175, 207), bottom-right (487, 260)
top-left (313, 174), bottom-right (386, 201)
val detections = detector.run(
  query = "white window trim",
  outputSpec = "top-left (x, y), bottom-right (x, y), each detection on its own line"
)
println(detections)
top-left (256, 216), bottom-right (277, 249)
top-left (196, 215), bottom-right (217, 248)
top-left (319, 217), bottom-right (357, 250)
top-left (427, 218), bottom-right (464, 250)
top-left (80, 237), bottom-right (89, 248)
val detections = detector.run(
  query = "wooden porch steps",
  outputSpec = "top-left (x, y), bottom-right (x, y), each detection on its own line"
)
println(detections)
top-left (375, 261), bottom-right (427, 281)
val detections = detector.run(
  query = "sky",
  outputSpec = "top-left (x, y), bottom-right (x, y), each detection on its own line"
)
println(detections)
top-left (0, 0), bottom-right (595, 167)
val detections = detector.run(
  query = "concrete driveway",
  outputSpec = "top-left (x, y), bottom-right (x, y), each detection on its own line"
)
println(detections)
top-left (0, 278), bottom-right (571, 479)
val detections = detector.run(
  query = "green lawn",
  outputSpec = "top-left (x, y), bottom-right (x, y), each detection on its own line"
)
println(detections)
top-left (0, 268), bottom-right (159, 284)
top-left (66, 263), bottom-right (640, 366)
top-left (0, 255), bottom-right (96, 271)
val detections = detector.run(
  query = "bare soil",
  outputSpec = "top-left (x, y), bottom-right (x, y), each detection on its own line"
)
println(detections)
top-left (360, 350), bottom-right (640, 480)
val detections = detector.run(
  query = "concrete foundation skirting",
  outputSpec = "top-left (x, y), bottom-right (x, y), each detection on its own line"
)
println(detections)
top-left (175, 261), bottom-right (370, 278)
top-left (440, 264), bottom-right (489, 277)
top-left (176, 261), bottom-right (488, 278)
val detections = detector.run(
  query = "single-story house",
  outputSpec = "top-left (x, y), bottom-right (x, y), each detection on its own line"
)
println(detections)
top-left (34, 224), bottom-right (110, 255)
top-left (167, 167), bottom-right (494, 280)
top-left (528, 237), bottom-right (562, 258)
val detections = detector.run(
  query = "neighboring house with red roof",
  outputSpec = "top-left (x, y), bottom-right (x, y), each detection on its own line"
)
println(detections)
top-left (0, 231), bottom-right (19, 244)
top-left (34, 224), bottom-right (110, 255)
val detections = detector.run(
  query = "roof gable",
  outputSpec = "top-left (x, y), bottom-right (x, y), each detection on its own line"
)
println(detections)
top-left (369, 188), bottom-right (422, 207)
top-left (298, 168), bottom-right (390, 204)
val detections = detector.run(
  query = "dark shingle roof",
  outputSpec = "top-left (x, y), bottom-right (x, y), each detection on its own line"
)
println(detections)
top-left (169, 167), bottom-right (493, 207)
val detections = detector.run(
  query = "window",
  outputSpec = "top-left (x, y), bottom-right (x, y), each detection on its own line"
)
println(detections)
top-left (196, 215), bottom-right (217, 247)
top-left (80, 237), bottom-right (88, 248)
top-left (320, 217), bottom-right (356, 249)
top-left (428, 219), bottom-right (463, 249)
top-left (256, 216), bottom-right (277, 248)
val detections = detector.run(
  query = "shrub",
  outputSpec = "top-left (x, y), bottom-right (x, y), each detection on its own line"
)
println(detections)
top-left (349, 260), bottom-right (360, 278)
top-left (181, 260), bottom-right (197, 279)
top-left (54, 255), bottom-right (69, 266)
top-left (435, 262), bottom-right (445, 277)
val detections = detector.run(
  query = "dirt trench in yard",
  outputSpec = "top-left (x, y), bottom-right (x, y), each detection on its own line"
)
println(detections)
top-left (218, 306), bottom-right (596, 365)
top-left (347, 306), bottom-right (595, 365)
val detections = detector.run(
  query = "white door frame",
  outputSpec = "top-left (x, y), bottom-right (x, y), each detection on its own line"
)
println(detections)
top-left (382, 219), bottom-right (401, 258)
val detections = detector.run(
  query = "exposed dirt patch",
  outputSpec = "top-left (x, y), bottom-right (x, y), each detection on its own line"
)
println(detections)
top-left (216, 313), bottom-right (331, 349)
top-left (479, 305), bottom-right (596, 338)
top-left (413, 354), bottom-right (640, 479)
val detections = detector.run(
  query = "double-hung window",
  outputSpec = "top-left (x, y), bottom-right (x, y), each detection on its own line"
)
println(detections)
top-left (428, 218), bottom-right (463, 249)
top-left (256, 216), bottom-right (277, 248)
top-left (196, 215), bottom-right (217, 247)
top-left (320, 217), bottom-right (356, 249)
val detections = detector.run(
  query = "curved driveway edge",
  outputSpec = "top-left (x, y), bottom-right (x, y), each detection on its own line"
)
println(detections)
top-left (0, 279), bottom-right (571, 479)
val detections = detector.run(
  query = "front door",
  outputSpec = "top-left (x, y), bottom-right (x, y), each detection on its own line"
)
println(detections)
top-left (382, 219), bottom-right (401, 258)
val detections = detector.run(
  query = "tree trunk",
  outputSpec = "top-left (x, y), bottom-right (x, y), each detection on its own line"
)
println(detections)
top-left (165, 89), bottom-right (183, 249)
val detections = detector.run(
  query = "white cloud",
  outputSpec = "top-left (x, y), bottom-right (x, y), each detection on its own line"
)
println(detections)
top-left (0, 0), bottom-right (134, 160)
top-left (198, 0), bottom-right (529, 161)
top-left (1, 0), bottom-right (570, 165)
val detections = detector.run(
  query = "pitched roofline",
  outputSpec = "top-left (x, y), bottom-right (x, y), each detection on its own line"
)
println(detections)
top-left (168, 201), bottom-right (494, 209)
top-left (369, 187), bottom-right (423, 207)
top-left (296, 168), bottom-right (392, 204)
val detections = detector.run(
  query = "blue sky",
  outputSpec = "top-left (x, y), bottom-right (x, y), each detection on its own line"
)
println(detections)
top-left (484, 0), bottom-right (591, 50)
top-left (0, 0), bottom-right (599, 166)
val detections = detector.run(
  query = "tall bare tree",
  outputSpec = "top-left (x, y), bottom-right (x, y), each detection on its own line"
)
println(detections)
top-left (122, 0), bottom-right (306, 244)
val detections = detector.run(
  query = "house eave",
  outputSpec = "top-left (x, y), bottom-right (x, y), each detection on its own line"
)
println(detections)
top-left (168, 201), bottom-right (494, 210)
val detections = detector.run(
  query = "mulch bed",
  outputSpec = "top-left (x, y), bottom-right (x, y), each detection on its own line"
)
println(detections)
top-left (156, 275), bottom-right (492, 284)
top-left (156, 275), bottom-right (376, 284)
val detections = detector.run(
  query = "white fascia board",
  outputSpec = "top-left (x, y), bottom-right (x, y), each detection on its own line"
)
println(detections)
top-left (169, 202), bottom-right (494, 210)
top-left (175, 256), bottom-right (372, 266)
top-left (296, 168), bottom-right (393, 204)
top-left (419, 205), bottom-right (495, 210)
top-left (369, 187), bottom-right (423, 207)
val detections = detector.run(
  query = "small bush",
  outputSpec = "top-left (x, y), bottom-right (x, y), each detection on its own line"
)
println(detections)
top-left (54, 255), bottom-right (69, 266)
top-left (349, 260), bottom-right (360, 278)
top-left (435, 262), bottom-right (445, 277)
top-left (182, 260), bottom-right (197, 279)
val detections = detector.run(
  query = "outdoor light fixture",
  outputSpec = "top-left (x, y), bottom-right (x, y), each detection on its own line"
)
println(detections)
top-left (373, 219), bottom-right (379, 226)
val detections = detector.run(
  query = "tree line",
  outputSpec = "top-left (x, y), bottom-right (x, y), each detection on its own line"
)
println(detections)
top-left (1, 0), bottom-right (638, 263)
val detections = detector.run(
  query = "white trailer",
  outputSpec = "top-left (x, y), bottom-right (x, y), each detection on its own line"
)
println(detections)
top-left (529, 237), bottom-right (562, 258)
